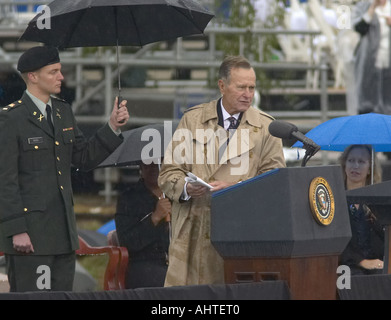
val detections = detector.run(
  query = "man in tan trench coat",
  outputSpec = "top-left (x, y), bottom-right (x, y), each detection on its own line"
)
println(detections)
top-left (158, 56), bottom-right (286, 286)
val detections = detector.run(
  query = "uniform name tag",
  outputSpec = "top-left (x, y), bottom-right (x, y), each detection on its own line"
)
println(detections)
top-left (28, 137), bottom-right (43, 144)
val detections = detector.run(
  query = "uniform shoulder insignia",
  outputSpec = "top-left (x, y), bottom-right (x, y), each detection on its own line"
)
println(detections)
top-left (51, 95), bottom-right (67, 103)
top-left (2, 100), bottom-right (23, 112)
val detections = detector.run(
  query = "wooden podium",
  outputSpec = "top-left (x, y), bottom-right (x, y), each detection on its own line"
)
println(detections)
top-left (346, 181), bottom-right (391, 274)
top-left (210, 166), bottom-right (352, 300)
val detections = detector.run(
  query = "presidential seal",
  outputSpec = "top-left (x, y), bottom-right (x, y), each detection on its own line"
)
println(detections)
top-left (308, 177), bottom-right (335, 226)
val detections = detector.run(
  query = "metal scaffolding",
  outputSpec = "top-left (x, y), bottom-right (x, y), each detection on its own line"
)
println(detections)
top-left (0, 0), bottom-right (348, 203)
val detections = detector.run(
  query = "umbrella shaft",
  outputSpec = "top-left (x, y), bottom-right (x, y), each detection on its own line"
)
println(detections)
top-left (116, 39), bottom-right (124, 124)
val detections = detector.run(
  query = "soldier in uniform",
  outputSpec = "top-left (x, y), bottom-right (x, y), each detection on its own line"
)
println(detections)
top-left (0, 46), bottom-right (130, 292)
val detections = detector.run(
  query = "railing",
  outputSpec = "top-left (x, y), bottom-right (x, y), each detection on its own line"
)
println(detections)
top-left (0, 2), bottom-right (347, 203)
top-left (0, 1), bottom-right (342, 125)
top-left (54, 26), bottom-right (334, 127)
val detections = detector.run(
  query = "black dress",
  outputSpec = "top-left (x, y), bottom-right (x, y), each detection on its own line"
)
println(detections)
top-left (115, 180), bottom-right (169, 289)
top-left (340, 203), bottom-right (384, 275)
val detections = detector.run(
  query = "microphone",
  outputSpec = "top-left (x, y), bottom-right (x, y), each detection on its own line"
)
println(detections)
top-left (268, 120), bottom-right (298, 139)
top-left (269, 120), bottom-right (319, 149)
top-left (268, 120), bottom-right (320, 167)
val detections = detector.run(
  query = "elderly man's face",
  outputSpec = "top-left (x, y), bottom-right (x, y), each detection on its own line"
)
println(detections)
top-left (218, 67), bottom-right (256, 115)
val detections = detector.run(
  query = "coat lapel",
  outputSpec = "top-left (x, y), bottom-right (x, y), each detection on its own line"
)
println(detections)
top-left (190, 101), bottom-right (264, 179)
top-left (23, 93), bottom-right (55, 137)
top-left (217, 107), bottom-right (259, 165)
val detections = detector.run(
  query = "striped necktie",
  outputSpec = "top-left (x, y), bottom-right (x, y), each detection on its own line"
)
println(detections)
top-left (227, 116), bottom-right (237, 130)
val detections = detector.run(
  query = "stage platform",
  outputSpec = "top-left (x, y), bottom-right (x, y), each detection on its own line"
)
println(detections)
top-left (0, 275), bottom-right (391, 300)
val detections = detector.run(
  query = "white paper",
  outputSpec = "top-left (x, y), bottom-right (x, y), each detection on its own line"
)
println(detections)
top-left (185, 172), bottom-right (213, 189)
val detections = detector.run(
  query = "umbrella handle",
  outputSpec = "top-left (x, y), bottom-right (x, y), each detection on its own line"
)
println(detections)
top-left (117, 94), bottom-right (125, 124)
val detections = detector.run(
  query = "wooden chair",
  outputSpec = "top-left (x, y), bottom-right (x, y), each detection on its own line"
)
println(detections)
top-left (76, 236), bottom-right (128, 290)
top-left (107, 229), bottom-right (120, 246)
top-left (0, 236), bottom-right (128, 291)
top-left (106, 230), bottom-right (128, 289)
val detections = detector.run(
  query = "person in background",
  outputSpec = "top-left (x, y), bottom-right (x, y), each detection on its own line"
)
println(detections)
top-left (115, 162), bottom-right (171, 289)
top-left (158, 55), bottom-right (286, 286)
top-left (0, 45), bottom-right (129, 292)
top-left (353, 0), bottom-right (391, 114)
top-left (340, 144), bottom-right (384, 275)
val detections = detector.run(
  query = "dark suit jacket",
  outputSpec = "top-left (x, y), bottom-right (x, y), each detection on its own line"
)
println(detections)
top-left (115, 180), bottom-right (169, 288)
top-left (0, 92), bottom-right (123, 255)
top-left (115, 180), bottom-right (169, 260)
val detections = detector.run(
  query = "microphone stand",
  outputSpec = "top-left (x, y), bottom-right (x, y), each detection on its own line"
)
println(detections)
top-left (301, 143), bottom-right (321, 167)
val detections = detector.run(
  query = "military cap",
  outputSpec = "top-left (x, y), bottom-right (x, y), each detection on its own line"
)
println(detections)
top-left (17, 46), bottom-right (60, 73)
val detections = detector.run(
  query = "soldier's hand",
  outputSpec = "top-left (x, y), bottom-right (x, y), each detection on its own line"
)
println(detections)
top-left (12, 232), bottom-right (34, 254)
top-left (109, 97), bottom-right (129, 131)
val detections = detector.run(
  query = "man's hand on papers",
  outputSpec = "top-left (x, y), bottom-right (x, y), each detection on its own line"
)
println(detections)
top-left (185, 172), bottom-right (236, 198)
top-left (208, 181), bottom-right (236, 192)
top-left (185, 172), bottom-right (213, 189)
top-left (186, 183), bottom-right (209, 198)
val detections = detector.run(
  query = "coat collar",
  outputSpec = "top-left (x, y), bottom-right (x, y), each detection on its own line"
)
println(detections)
top-left (194, 99), bottom-right (268, 164)
top-left (201, 99), bottom-right (265, 129)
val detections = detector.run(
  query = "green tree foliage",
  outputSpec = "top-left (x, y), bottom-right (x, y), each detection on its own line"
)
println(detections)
top-left (214, 0), bottom-right (284, 61)
top-left (213, 0), bottom-right (285, 93)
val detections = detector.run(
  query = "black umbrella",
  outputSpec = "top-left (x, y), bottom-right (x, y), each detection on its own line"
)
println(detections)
top-left (98, 122), bottom-right (178, 167)
top-left (19, 0), bottom-right (214, 101)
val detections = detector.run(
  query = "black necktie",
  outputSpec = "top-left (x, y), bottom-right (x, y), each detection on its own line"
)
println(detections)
top-left (227, 116), bottom-right (237, 130)
top-left (46, 105), bottom-right (54, 133)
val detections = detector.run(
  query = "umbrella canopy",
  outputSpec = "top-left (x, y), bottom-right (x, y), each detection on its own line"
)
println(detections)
top-left (98, 122), bottom-right (178, 167)
top-left (19, 0), bottom-right (214, 100)
top-left (293, 113), bottom-right (391, 152)
top-left (19, 0), bottom-right (214, 48)
top-left (97, 220), bottom-right (116, 236)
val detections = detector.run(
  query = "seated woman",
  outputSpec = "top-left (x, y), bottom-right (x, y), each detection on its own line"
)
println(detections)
top-left (339, 144), bottom-right (384, 275)
top-left (115, 162), bottom-right (171, 289)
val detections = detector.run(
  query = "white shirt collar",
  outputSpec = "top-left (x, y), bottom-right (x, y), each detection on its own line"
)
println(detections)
top-left (26, 90), bottom-right (52, 117)
top-left (220, 101), bottom-right (240, 130)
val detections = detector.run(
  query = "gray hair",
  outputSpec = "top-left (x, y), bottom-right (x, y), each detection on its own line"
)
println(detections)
top-left (218, 55), bottom-right (253, 83)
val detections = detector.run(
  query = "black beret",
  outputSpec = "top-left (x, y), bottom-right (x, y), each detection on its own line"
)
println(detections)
top-left (17, 46), bottom-right (60, 73)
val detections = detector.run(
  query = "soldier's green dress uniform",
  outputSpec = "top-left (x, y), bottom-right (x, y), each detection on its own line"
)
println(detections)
top-left (0, 46), bottom-right (124, 291)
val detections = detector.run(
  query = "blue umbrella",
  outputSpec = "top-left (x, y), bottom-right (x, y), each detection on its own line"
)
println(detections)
top-left (293, 113), bottom-right (391, 152)
top-left (97, 219), bottom-right (116, 236)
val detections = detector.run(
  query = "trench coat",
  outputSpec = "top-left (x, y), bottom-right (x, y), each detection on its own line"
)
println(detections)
top-left (0, 92), bottom-right (123, 255)
top-left (158, 99), bottom-right (286, 286)
top-left (353, 1), bottom-right (391, 114)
